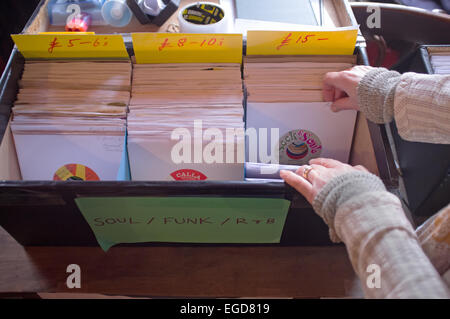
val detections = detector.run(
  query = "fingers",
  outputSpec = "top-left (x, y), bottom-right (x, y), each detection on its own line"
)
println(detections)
top-left (323, 69), bottom-right (361, 112)
top-left (310, 158), bottom-right (369, 172)
top-left (323, 72), bottom-right (346, 92)
top-left (281, 161), bottom-right (370, 205)
top-left (323, 72), bottom-right (346, 104)
top-left (330, 97), bottom-right (356, 112)
top-left (334, 88), bottom-right (347, 101)
top-left (322, 83), bottom-right (335, 102)
top-left (354, 165), bottom-right (369, 172)
top-left (280, 170), bottom-right (314, 203)
top-left (323, 83), bottom-right (346, 103)
top-left (296, 165), bottom-right (320, 183)
top-left (309, 158), bottom-right (343, 168)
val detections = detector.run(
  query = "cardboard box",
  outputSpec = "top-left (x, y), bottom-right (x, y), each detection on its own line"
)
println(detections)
top-left (0, 46), bottom-right (393, 247)
top-left (0, 0), bottom-right (397, 247)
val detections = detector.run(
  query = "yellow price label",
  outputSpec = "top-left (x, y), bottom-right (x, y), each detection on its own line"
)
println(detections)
top-left (246, 29), bottom-right (358, 55)
top-left (132, 33), bottom-right (243, 64)
top-left (11, 34), bottom-right (129, 59)
top-left (39, 32), bottom-right (96, 35)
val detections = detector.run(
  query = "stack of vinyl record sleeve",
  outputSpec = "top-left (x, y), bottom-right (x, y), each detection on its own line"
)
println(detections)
top-left (429, 47), bottom-right (450, 74)
top-left (244, 55), bottom-right (358, 166)
top-left (11, 61), bottom-right (131, 181)
top-left (244, 55), bottom-right (356, 102)
top-left (128, 63), bottom-right (245, 181)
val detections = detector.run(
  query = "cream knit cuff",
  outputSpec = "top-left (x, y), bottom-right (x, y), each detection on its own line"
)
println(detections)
top-left (312, 171), bottom-right (387, 243)
top-left (357, 68), bottom-right (402, 124)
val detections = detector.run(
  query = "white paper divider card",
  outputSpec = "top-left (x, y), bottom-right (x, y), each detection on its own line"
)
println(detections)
top-left (131, 33), bottom-right (243, 64)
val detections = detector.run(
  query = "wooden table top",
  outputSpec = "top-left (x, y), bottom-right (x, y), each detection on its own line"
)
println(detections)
top-left (0, 226), bottom-right (363, 298)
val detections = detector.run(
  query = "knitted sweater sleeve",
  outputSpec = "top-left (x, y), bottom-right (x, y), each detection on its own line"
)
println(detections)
top-left (357, 68), bottom-right (450, 144)
top-left (312, 171), bottom-right (450, 298)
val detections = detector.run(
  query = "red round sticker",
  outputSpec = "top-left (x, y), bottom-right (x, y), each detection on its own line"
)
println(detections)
top-left (170, 169), bottom-right (207, 181)
top-left (53, 164), bottom-right (100, 181)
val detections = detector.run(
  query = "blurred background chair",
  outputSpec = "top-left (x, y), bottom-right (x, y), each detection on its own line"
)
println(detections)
top-left (351, 1), bottom-right (450, 68)
top-left (370, 0), bottom-right (450, 13)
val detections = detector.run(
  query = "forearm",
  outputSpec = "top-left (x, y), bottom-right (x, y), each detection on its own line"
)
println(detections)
top-left (335, 192), bottom-right (450, 298)
top-left (393, 72), bottom-right (450, 144)
top-left (357, 68), bottom-right (450, 144)
top-left (313, 172), bottom-right (450, 298)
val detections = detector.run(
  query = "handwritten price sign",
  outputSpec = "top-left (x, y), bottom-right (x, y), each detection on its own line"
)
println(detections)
top-left (275, 33), bottom-right (331, 50)
top-left (158, 36), bottom-right (226, 52)
top-left (11, 34), bottom-right (128, 59)
top-left (246, 29), bottom-right (358, 55)
top-left (132, 33), bottom-right (243, 64)
top-left (47, 36), bottom-right (110, 53)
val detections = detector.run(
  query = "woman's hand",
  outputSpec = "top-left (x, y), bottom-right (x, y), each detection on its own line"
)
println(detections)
top-left (323, 66), bottom-right (374, 112)
top-left (280, 158), bottom-right (368, 204)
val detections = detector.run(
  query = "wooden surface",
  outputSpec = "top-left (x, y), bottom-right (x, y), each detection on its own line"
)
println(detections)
top-left (0, 226), bottom-right (363, 298)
